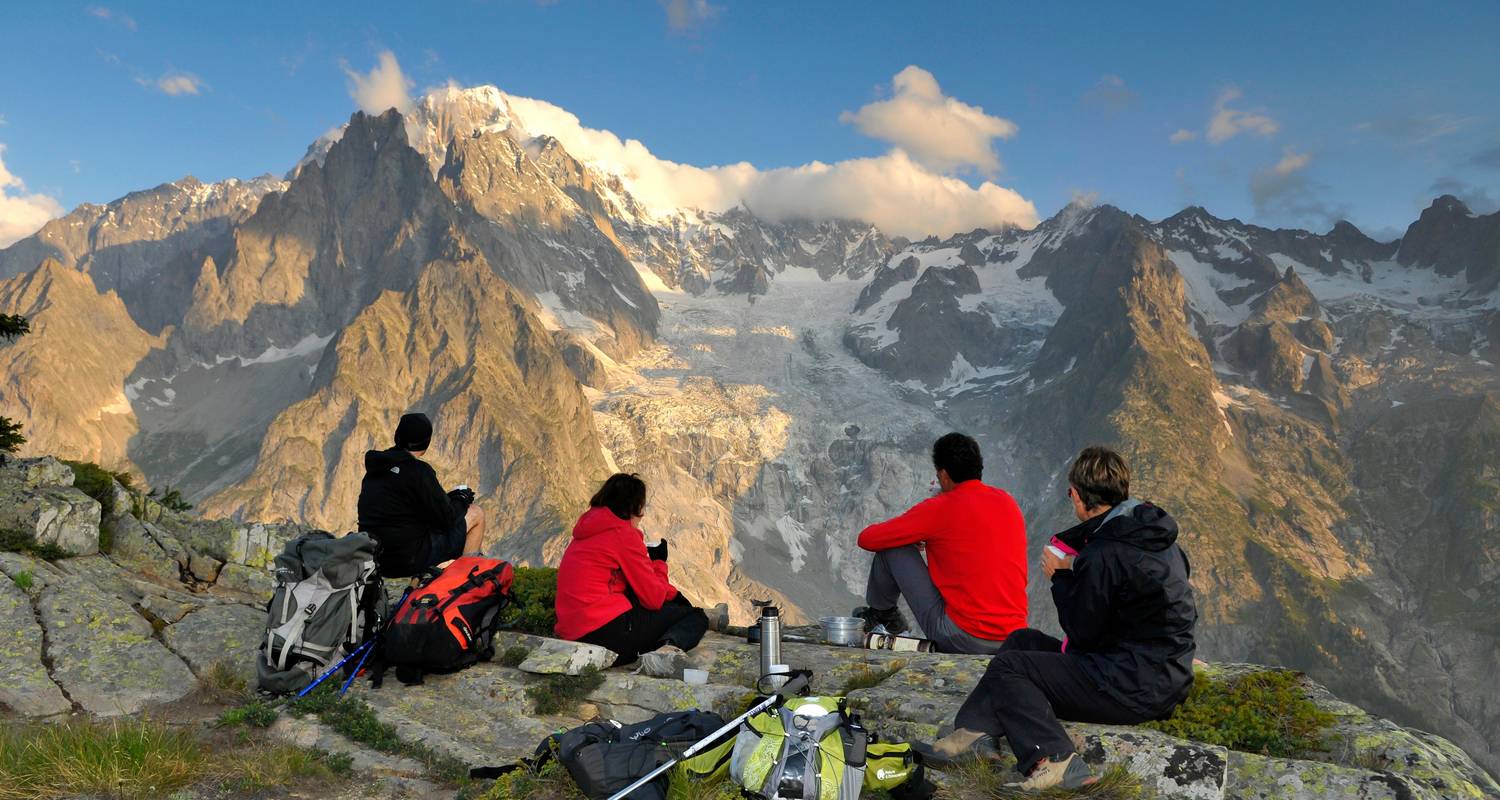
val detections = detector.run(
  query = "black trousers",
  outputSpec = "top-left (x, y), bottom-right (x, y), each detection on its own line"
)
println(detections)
top-left (578, 595), bottom-right (708, 665)
top-left (953, 628), bottom-right (1144, 776)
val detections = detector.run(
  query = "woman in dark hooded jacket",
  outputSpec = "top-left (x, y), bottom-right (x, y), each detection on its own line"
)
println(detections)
top-left (921, 447), bottom-right (1197, 791)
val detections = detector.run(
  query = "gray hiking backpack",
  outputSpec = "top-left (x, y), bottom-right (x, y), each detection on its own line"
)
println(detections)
top-left (256, 530), bottom-right (383, 694)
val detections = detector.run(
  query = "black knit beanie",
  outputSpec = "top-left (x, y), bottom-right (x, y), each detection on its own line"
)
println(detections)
top-left (394, 413), bottom-right (433, 452)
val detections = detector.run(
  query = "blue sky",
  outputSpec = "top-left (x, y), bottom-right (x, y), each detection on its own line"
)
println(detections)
top-left (1, 0), bottom-right (1498, 243)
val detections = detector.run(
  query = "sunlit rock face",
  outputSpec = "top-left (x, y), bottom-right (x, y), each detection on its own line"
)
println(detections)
top-left (1, 86), bottom-right (1497, 775)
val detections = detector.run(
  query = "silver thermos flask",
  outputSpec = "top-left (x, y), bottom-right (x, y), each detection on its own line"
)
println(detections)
top-left (758, 605), bottom-right (781, 683)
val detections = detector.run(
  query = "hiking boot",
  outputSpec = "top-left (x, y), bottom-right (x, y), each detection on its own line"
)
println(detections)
top-left (1012, 753), bottom-right (1096, 791)
top-left (911, 728), bottom-right (995, 767)
top-left (705, 603), bottom-right (731, 633)
top-left (853, 606), bottom-right (909, 635)
top-left (637, 644), bottom-right (688, 679)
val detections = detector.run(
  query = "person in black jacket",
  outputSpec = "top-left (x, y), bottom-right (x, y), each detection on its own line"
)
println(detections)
top-left (357, 413), bottom-right (486, 578)
top-left (920, 446), bottom-right (1197, 791)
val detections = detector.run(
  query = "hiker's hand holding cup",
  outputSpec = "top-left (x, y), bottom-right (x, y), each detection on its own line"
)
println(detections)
top-left (646, 538), bottom-right (668, 562)
top-left (1042, 545), bottom-right (1073, 579)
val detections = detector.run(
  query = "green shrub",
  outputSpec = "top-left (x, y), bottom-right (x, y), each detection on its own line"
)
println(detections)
top-left (499, 645), bottom-right (531, 668)
top-left (62, 460), bottom-right (132, 517)
top-left (1145, 668), bottom-right (1335, 757)
top-left (480, 758), bottom-right (585, 800)
top-left (478, 757), bottom-right (743, 800)
top-left (501, 566), bottom-right (560, 635)
top-left (150, 486), bottom-right (193, 512)
top-left (0, 418), bottom-right (22, 457)
top-left (10, 570), bottom-right (32, 591)
top-left (218, 700), bottom-right (279, 729)
top-left (0, 529), bottom-right (70, 562)
top-left (526, 668), bottom-right (605, 715)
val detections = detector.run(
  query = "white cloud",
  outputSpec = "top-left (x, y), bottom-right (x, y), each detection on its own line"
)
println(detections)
top-left (144, 72), bottom-right (203, 96)
top-left (87, 5), bottom-right (137, 32)
top-left (343, 51), bottom-right (413, 115)
top-left (1082, 74), bottom-right (1138, 115)
top-left (501, 87), bottom-right (1036, 238)
top-left (1251, 148), bottom-right (1346, 229)
top-left (1206, 87), bottom-right (1279, 144)
top-left (1354, 113), bottom-right (1475, 145)
top-left (839, 66), bottom-right (1018, 176)
top-left (0, 144), bottom-right (66, 248)
top-left (1271, 149), bottom-right (1311, 176)
top-left (1169, 128), bottom-right (1197, 144)
top-left (660, 0), bottom-right (721, 32)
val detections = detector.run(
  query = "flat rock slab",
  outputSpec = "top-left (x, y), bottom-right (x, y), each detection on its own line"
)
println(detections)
top-left (591, 672), bottom-right (750, 724)
top-left (37, 573), bottom-right (196, 716)
top-left (163, 602), bottom-right (265, 684)
top-left (354, 664), bottom-right (560, 767)
top-left (0, 551), bottom-right (66, 591)
top-left (0, 578), bottom-right (71, 717)
top-left (269, 714), bottom-right (428, 778)
top-left (1225, 751), bottom-right (1436, 800)
top-left (517, 637), bottom-right (616, 676)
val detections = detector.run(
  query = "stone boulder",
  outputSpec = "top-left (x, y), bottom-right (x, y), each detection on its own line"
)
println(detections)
top-left (0, 457), bottom-right (100, 555)
top-left (517, 638), bottom-right (616, 676)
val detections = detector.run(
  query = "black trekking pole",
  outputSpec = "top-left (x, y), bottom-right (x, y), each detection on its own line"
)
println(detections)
top-left (604, 671), bottom-right (811, 800)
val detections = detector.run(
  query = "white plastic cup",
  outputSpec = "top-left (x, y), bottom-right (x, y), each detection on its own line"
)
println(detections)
top-left (682, 668), bottom-right (709, 685)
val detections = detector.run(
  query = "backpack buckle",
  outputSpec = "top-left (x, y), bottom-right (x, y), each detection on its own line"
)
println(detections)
top-left (304, 603), bottom-right (319, 616)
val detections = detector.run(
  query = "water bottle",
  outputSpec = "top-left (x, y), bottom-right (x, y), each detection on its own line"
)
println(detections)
top-left (758, 605), bottom-right (781, 686)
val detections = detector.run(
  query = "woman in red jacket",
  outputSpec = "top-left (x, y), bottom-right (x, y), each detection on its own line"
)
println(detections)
top-left (555, 473), bottom-right (710, 677)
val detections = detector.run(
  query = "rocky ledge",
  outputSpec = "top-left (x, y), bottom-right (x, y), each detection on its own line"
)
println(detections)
top-left (0, 456), bottom-right (1496, 799)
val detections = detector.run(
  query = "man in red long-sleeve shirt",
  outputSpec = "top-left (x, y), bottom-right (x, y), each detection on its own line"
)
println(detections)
top-left (855, 432), bottom-right (1028, 654)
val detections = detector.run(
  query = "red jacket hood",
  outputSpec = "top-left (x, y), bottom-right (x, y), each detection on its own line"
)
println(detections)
top-left (572, 506), bottom-right (637, 540)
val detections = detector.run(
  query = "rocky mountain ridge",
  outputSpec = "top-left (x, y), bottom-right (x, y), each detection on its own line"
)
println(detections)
top-left (0, 456), bottom-right (1494, 799)
top-left (1, 84), bottom-right (1497, 775)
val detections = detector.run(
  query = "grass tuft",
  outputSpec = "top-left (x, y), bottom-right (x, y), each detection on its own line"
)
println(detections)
top-left (198, 659), bottom-right (252, 704)
top-left (10, 570), bottom-right (32, 591)
top-left (0, 718), bottom-right (202, 800)
top-left (936, 762), bottom-right (1141, 800)
top-left (526, 667), bottom-right (605, 715)
top-left (214, 743), bottom-right (353, 793)
top-left (1144, 668), bottom-right (1335, 757)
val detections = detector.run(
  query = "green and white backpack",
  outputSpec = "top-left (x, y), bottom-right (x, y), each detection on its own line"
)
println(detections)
top-left (730, 696), bottom-right (923, 800)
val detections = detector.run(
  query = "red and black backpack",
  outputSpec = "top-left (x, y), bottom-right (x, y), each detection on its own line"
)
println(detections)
top-left (380, 556), bottom-right (515, 684)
